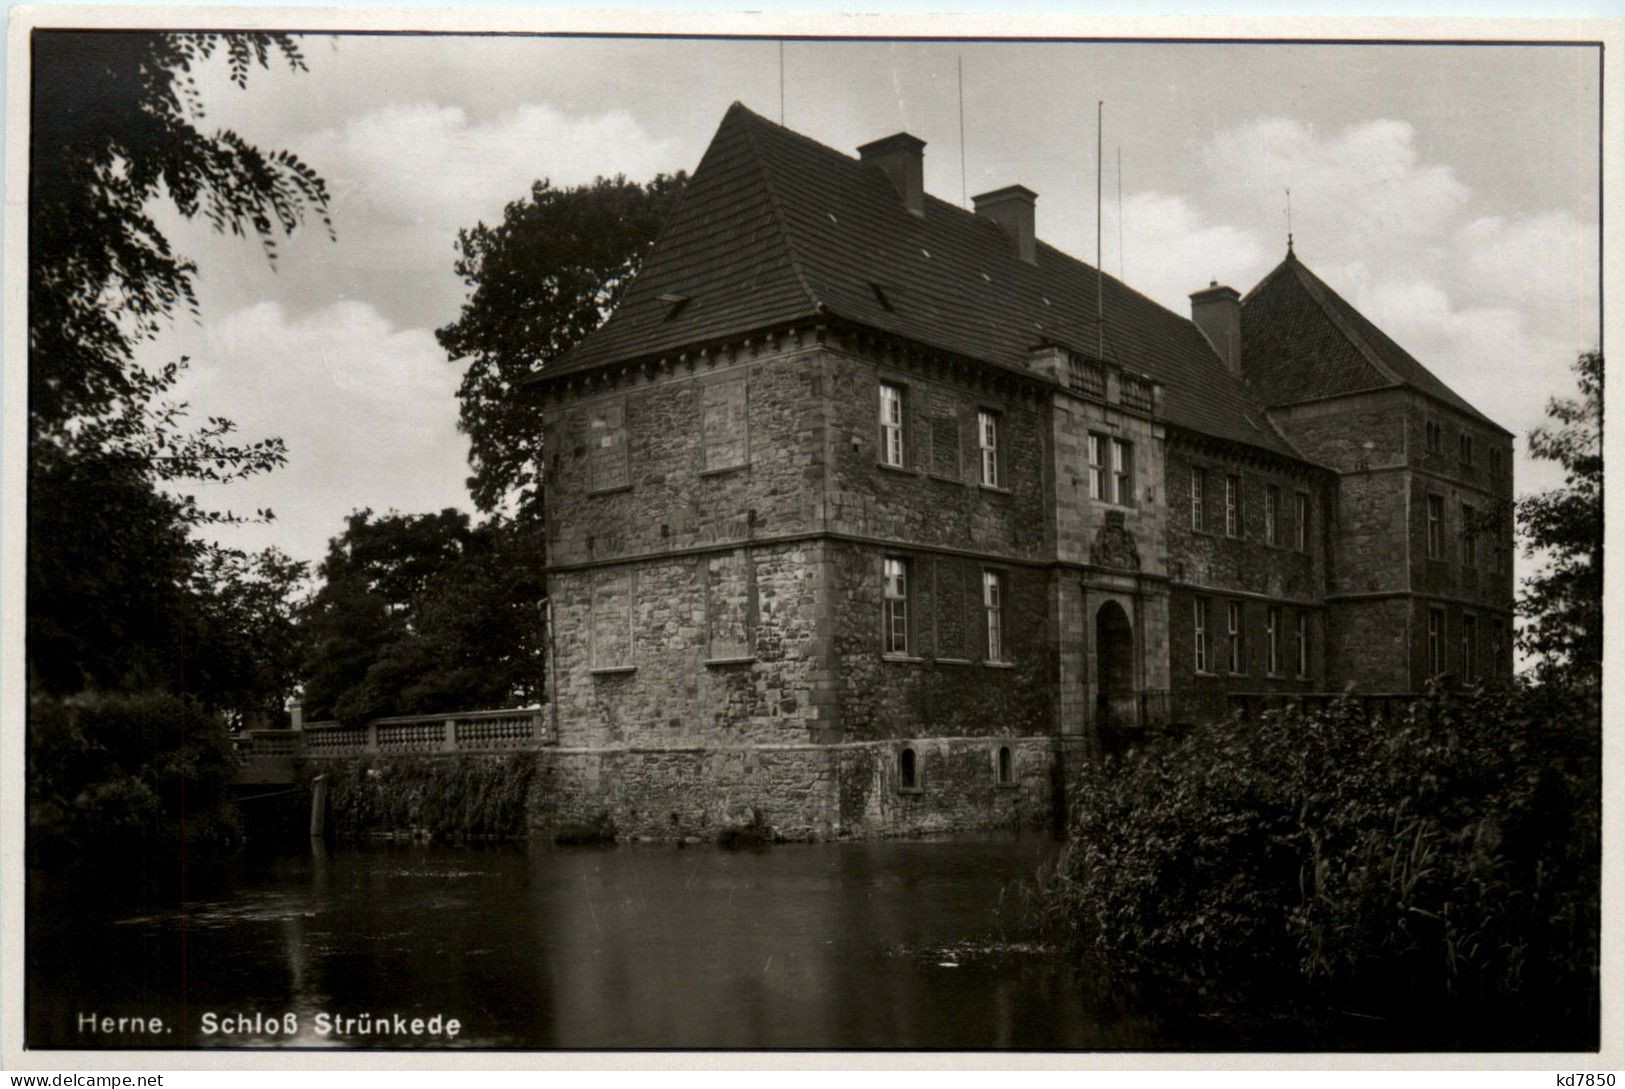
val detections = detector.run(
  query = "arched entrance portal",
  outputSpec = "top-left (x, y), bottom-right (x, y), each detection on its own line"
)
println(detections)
top-left (1095, 600), bottom-right (1137, 727)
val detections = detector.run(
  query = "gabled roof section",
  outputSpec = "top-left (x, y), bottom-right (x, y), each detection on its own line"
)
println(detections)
top-left (553, 102), bottom-right (1298, 458)
top-left (1241, 250), bottom-right (1505, 432)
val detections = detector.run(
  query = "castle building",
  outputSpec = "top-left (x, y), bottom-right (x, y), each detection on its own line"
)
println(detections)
top-left (526, 103), bottom-right (1514, 840)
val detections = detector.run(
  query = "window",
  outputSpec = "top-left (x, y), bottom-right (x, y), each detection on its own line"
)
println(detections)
top-left (1226, 602), bottom-right (1245, 674)
top-left (1426, 419), bottom-right (1442, 453)
top-left (1459, 432), bottom-right (1475, 465)
top-left (898, 747), bottom-right (919, 791)
top-left (1488, 446), bottom-right (1501, 478)
top-left (705, 550), bottom-right (754, 660)
top-left (1120, 376), bottom-right (1154, 413)
top-left (1492, 618), bottom-right (1507, 677)
top-left (1426, 494), bottom-right (1445, 559)
top-left (1224, 474), bottom-right (1242, 537)
top-left (1193, 598), bottom-right (1210, 673)
top-left (983, 570), bottom-right (1005, 662)
top-left (588, 399), bottom-right (629, 492)
top-left (701, 377), bottom-right (749, 471)
top-left (1265, 606), bottom-right (1282, 675)
top-left (1191, 468), bottom-right (1207, 531)
top-left (879, 382), bottom-right (906, 468)
top-left (995, 745), bottom-right (1013, 786)
top-left (977, 409), bottom-right (1000, 486)
top-left (1296, 612), bottom-right (1309, 678)
top-left (1089, 433), bottom-right (1133, 505)
top-left (1087, 434), bottom-right (1107, 500)
top-left (1068, 356), bottom-right (1106, 398)
top-left (1112, 438), bottom-right (1133, 507)
top-left (1264, 486), bottom-right (1281, 546)
top-left (1296, 492), bottom-right (1311, 553)
top-left (1428, 608), bottom-right (1446, 676)
top-left (1461, 502), bottom-right (1478, 568)
top-left (590, 568), bottom-right (634, 670)
top-left (1462, 614), bottom-right (1479, 680)
top-left (883, 557), bottom-right (909, 655)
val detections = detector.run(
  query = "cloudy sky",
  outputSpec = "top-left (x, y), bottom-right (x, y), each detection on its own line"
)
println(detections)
top-left (141, 34), bottom-right (1601, 572)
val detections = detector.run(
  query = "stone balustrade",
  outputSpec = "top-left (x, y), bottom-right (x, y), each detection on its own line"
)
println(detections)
top-left (238, 707), bottom-right (552, 762)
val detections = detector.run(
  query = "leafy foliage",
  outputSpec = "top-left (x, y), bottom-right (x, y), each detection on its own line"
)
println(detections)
top-left (297, 510), bottom-right (547, 725)
top-left (1516, 350), bottom-right (1601, 683)
top-left (316, 754), bottom-right (539, 840)
top-left (436, 173), bottom-right (687, 515)
top-left (1041, 684), bottom-right (1600, 1049)
top-left (28, 690), bottom-right (244, 861)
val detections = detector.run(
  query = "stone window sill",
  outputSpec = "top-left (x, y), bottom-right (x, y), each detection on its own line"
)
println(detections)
top-left (982, 660), bottom-right (1016, 669)
top-left (996, 780), bottom-right (1020, 790)
top-left (882, 653), bottom-right (926, 664)
top-left (698, 462), bottom-right (750, 478)
top-left (934, 657), bottom-right (974, 666)
top-left (896, 786), bottom-right (924, 796)
top-left (589, 665), bottom-right (637, 676)
top-left (977, 482), bottom-right (1011, 495)
top-left (588, 483), bottom-right (633, 497)
top-left (704, 655), bottom-right (756, 667)
top-left (877, 461), bottom-right (915, 475)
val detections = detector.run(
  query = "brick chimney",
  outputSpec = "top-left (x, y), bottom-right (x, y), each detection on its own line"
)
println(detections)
top-left (858, 133), bottom-right (926, 217)
top-left (1189, 281), bottom-right (1242, 375)
top-left (972, 185), bottom-right (1037, 264)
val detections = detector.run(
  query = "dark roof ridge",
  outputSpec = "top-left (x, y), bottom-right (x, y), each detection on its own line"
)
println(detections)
top-left (729, 103), bottom-right (825, 316)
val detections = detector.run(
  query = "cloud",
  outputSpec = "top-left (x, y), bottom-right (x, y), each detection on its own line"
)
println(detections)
top-left (1114, 191), bottom-right (1266, 312)
top-left (156, 300), bottom-right (471, 567)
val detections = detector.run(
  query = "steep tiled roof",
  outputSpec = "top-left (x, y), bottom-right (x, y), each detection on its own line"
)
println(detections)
top-left (553, 102), bottom-right (1300, 457)
top-left (1241, 251), bottom-right (1506, 433)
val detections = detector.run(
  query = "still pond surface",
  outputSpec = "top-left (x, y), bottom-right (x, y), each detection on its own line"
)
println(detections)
top-left (30, 834), bottom-right (1232, 1050)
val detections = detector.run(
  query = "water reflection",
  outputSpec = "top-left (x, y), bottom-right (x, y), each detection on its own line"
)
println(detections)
top-left (29, 835), bottom-right (1195, 1050)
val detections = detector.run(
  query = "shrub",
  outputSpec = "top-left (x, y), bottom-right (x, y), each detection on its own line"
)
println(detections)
top-left (28, 690), bottom-right (243, 861)
top-left (1041, 682), bottom-right (1599, 1049)
top-left (318, 752), bottom-right (537, 839)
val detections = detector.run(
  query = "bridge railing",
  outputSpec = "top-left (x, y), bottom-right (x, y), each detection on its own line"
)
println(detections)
top-left (237, 707), bottom-right (552, 761)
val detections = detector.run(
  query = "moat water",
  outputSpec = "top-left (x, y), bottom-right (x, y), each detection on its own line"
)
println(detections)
top-left (29, 834), bottom-right (1238, 1050)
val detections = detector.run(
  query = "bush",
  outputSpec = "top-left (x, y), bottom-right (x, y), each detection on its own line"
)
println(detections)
top-left (1041, 682), bottom-right (1599, 1049)
top-left (318, 753), bottom-right (537, 839)
top-left (28, 690), bottom-right (243, 862)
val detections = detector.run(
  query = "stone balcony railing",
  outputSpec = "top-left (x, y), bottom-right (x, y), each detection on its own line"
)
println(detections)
top-left (237, 707), bottom-right (553, 762)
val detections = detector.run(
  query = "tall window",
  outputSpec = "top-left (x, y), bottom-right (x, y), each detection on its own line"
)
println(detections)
top-left (1087, 434), bottom-right (1107, 500)
top-left (879, 383), bottom-right (906, 468)
top-left (1459, 432), bottom-right (1475, 464)
top-left (1191, 468), bottom-right (1207, 531)
top-left (1193, 598), bottom-right (1210, 673)
top-left (1296, 492), bottom-right (1311, 552)
top-left (1265, 606), bottom-right (1282, 675)
top-left (1112, 438), bottom-right (1133, 506)
top-left (977, 409), bottom-right (1000, 486)
top-left (1426, 494), bottom-right (1445, 559)
top-left (983, 570), bottom-right (1006, 662)
top-left (1426, 419), bottom-right (1442, 453)
top-left (1264, 485), bottom-right (1281, 546)
top-left (1428, 608), bottom-right (1445, 675)
top-left (883, 557), bottom-right (909, 655)
top-left (1461, 502), bottom-right (1478, 568)
top-left (898, 747), bottom-right (918, 790)
top-left (1226, 602), bottom-right (1245, 674)
top-left (1492, 618), bottom-right (1507, 677)
top-left (1090, 433), bottom-right (1133, 505)
top-left (1461, 614), bottom-right (1478, 680)
top-left (1224, 474), bottom-right (1241, 537)
top-left (1296, 612), bottom-right (1309, 677)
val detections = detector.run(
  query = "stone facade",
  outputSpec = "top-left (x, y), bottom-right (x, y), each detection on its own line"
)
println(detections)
top-left (525, 111), bottom-right (1514, 841)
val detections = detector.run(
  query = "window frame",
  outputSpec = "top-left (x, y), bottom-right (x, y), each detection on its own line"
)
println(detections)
top-left (1087, 433), bottom-right (1107, 501)
top-left (879, 382), bottom-right (907, 469)
top-left (1426, 493), bottom-right (1445, 560)
top-left (1296, 612), bottom-right (1310, 678)
top-left (898, 746), bottom-right (920, 792)
top-left (1226, 601), bottom-right (1245, 675)
top-left (1190, 468), bottom-right (1207, 532)
top-left (1295, 491), bottom-right (1311, 553)
top-left (1224, 474), bottom-right (1242, 538)
top-left (1265, 605), bottom-right (1282, 676)
top-left (995, 744), bottom-right (1015, 787)
top-left (977, 408), bottom-right (1001, 488)
top-left (982, 569), bottom-right (1006, 663)
top-left (1461, 502), bottom-right (1478, 568)
top-left (1193, 598), bottom-right (1211, 674)
top-left (1111, 437), bottom-right (1133, 507)
top-left (1264, 485), bottom-right (1281, 546)
top-left (1426, 418), bottom-right (1442, 453)
top-left (1461, 613), bottom-right (1478, 680)
top-left (883, 556), bottom-right (910, 656)
top-left (1428, 607), bottom-right (1446, 676)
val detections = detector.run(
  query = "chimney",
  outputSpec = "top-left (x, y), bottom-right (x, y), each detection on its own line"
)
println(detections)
top-left (1189, 281), bottom-right (1242, 375)
top-left (858, 133), bottom-right (926, 217)
top-left (972, 185), bottom-right (1038, 264)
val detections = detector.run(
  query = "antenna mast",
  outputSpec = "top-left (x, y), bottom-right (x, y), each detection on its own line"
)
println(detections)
top-left (1285, 186), bottom-right (1294, 254)
top-left (958, 55), bottom-right (968, 208)
top-left (1096, 100), bottom-right (1104, 359)
top-left (779, 41), bottom-right (785, 125)
top-left (1117, 144), bottom-right (1124, 282)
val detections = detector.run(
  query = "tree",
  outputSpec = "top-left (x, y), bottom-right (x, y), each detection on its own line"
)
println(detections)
top-left (298, 510), bottom-right (546, 725)
top-left (436, 173), bottom-right (687, 516)
top-left (27, 32), bottom-right (330, 705)
top-left (1517, 350), bottom-right (1602, 683)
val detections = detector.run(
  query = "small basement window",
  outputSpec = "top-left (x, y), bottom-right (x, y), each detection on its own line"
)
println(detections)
top-left (996, 745), bottom-right (1013, 786)
top-left (898, 747), bottom-right (919, 791)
